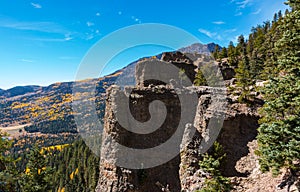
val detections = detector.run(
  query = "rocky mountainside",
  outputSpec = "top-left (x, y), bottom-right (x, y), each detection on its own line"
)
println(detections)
top-left (178, 43), bottom-right (221, 54)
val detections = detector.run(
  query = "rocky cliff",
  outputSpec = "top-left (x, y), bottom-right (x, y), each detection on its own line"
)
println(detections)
top-left (96, 52), bottom-right (300, 192)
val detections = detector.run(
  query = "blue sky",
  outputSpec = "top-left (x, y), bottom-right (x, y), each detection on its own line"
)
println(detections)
top-left (0, 0), bottom-right (288, 89)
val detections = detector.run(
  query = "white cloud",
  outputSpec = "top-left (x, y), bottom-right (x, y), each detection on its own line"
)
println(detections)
top-left (85, 34), bottom-right (95, 40)
top-left (235, 12), bottom-right (243, 16)
top-left (20, 59), bottom-right (35, 63)
top-left (231, 0), bottom-right (253, 15)
top-left (84, 30), bottom-right (101, 41)
top-left (26, 33), bottom-right (74, 42)
top-left (0, 19), bottom-right (69, 34)
top-left (225, 28), bottom-right (237, 33)
top-left (96, 12), bottom-right (101, 16)
top-left (198, 28), bottom-right (223, 41)
top-left (28, 37), bottom-right (71, 42)
top-left (64, 37), bottom-right (72, 41)
top-left (198, 28), bottom-right (216, 38)
top-left (236, 0), bottom-right (252, 9)
top-left (64, 34), bottom-right (73, 41)
top-left (31, 2), bottom-right (42, 9)
top-left (131, 16), bottom-right (141, 23)
top-left (212, 21), bottom-right (225, 25)
top-left (86, 21), bottom-right (95, 27)
top-left (252, 9), bottom-right (262, 15)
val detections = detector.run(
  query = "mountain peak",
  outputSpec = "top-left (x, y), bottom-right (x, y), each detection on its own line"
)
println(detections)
top-left (178, 43), bottom-right (221, 54)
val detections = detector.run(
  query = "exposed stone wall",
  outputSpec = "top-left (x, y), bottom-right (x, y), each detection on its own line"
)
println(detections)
top-left (96, 84), bottom-right (254, 192)
top-left (97, 86), bottom-right (186, 192)
top-left (179, 92), bottom-right (260, 191)
top-left (136, 52), bottom-right (198, 87)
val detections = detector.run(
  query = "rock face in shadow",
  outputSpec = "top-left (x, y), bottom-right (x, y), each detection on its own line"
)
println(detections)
top-left (96, 86), bottom-right (184, 192)
top-left (218, 113), bottom-right (259, 177)
top-left (96, 54), bottom-right (261, 192)
top-left (180, 92), bottom-right (259, 191)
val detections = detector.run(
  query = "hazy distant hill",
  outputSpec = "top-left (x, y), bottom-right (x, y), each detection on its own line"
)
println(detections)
top-left (0, 85), bottom-right (42, 98)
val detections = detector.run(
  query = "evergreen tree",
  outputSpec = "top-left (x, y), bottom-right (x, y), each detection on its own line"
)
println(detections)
top-left (263, 21), bottom-right (271, 34)
top-left (247, 33), bottom-right (254, 55)
top-left (285, 8), bottom-right (290, 16)
top-left (249, 50), bottom-right (264, 79)
top-left (0, 131), bottom-right (20, 192)
top-left (278, 10), bottom-right (283, 19)
top-left (227, 41), bottom-right (238, 66)
top-left (194, 70), bottom-right (207, 86)
top-left (19, 146), bottom-right (54, 192)
top-left (219, 47), bottom-right (228, 59)
top-left (261, 15), bottom-right (283, 80)
top-left (273, 13), bottom-right (278, 23)
top-left (197, 142), bottom-right (231, 192)
top-left (213, 45), bottom-right (220, 60)
top-left (235, 35), bottom-right (253, 102)
top-left (257, 0), bottom-right (300, 188)
top-left (249, 27), bottom-right (266, 79)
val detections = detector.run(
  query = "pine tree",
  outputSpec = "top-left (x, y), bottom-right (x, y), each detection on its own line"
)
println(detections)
top-left (227, 41), bottom-right (238, 66)
top-left (219, 47), bottom-right (228, 59)
top-left (247, 33), bottom-right (254, 55)
top-left (249, 51), bottom-right (258, 79)
top-left (194, 69), bottom-right (207, 86)
top-left (261, 14), bottom-right (283, 80)
top-left (249, 27), bottom-right (266, 79)
top-left (19, 146), bottom-right (54, 192)
top-left (257, 0), bottom-right (300, 188)
top-left (198, 142), bottom-right (231, 192)
top-left (263, 21), bottom-right (271, 34)
top-left (273, 13), bottom-right (278, 23)
top-left (235, 35), bottom-right (253, 102)
top-left (278, 10), bottom-right (283, 19)
top-left (285, 8), bottom-right (290, 16)
top-left (213, 45), bottom-right (220, 60)
top-left (236, 35), bottom-right (246, 54)
top-left (0, 131), bottom-right (20, 192)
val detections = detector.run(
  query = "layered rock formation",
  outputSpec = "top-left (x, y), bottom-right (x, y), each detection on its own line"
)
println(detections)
top-left (96, 52), bottom-right (296, 192)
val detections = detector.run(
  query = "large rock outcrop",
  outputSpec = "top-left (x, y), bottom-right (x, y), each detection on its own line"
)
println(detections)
top-left (96, 53), bottom-right (296, 192)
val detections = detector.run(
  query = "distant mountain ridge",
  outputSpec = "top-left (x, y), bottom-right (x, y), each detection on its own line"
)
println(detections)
top-left (0, 85), bottom-right (42, 98)
top-left (178, 43), bottom-right (221, 54)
